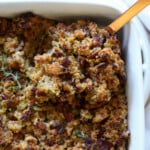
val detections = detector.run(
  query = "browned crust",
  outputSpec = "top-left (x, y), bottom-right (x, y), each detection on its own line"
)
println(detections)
top-left (0, 13), bottom-right (129, 150)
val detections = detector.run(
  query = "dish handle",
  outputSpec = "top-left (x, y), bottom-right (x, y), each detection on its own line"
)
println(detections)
top-left (137, 22), bottom-right (150, 105)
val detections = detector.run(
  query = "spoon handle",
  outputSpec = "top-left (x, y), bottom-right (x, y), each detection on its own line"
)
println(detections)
top-left (107, 0), bottom-right (150, 34)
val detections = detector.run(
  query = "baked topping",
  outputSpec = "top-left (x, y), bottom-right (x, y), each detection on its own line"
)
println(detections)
top-left (0, 13), bottom-right (129, 150)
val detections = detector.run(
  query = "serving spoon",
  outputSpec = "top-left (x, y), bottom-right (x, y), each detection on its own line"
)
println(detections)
top-left (107, 0), bottom-right (150, 34)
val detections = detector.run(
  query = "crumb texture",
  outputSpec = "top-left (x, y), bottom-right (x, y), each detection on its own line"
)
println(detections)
top-left (0, 13), bottom-right (129, 150)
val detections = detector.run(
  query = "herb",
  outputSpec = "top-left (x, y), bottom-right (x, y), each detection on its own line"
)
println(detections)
top-left (58, 139), bottom-right (64, 145)
top-left (7, 86), bottom-right (18, 92)
top-left (0, 54), bottom-right (22, 90)
top-left (8, 108), bottom-right (12, 112)
top-left (40, 34), bottom-right (46, 41)
top-left (1, 54), bottom-right (7, 71)
top-left (74, 129), bottom-right (86, 138)
top-left (6, 72), bottom-right (21, 90)
top-left (33, 106), bottom-right (42, 111)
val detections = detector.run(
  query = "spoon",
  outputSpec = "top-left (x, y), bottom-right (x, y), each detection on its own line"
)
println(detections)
top-left (107, 0), bottom-right (150, 34)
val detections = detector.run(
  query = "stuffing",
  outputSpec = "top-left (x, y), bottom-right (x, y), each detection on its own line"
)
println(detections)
top-left (0, 13), bottom-right (129, 150)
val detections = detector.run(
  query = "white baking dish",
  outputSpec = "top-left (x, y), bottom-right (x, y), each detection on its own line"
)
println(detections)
top-left (0, 0), bottom-right (147, 149)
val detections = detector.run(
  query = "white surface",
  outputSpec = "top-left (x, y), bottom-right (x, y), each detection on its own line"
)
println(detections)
top-left (125, 20), bottom-right (144, 150)
top-left (124, 1), bottom-right (150, 150)
top-left (133, 20), bottom-right (150, 105)
top-left (125, 0), bottom-right (150, 105)
top-left (143, 26), bottom-right (150, 150)
top-left (0, 0), bottom-right (146, 150)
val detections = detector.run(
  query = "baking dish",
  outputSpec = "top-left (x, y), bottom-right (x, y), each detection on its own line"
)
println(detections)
top-left (0, 0), bottom-right (148, 149)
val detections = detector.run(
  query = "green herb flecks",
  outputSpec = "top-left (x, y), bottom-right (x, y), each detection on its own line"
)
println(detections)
top-left (0, 54), bottom-right (22, 91)
top-left (40, 34), bottom-right (46, 41)
top-left (74, 129), bottom-right (86, 138)
top-left (58, 139), bottom-right (65, 145)
top-left (33, 106), bottom-right (42, 111)
top-left (1, 54), bottom-right (7, 71)
top-left (6, 72), bottom-right (21, 90)
top-left (8, 86), bottom-right (18, 92)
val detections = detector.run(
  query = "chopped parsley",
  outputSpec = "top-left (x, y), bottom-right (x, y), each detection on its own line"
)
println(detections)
top-left (74, 129), bottom-right (86, 138)
top-left (33, 106), bottom-right (42, 111)
top-left (0, 54), bottom-right (22, 91)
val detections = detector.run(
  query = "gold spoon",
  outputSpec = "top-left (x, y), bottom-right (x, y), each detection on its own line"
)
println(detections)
top-left (107, 0), bottom-right (150, 34)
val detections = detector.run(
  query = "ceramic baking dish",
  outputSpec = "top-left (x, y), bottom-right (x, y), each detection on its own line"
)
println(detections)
top-left (0, 0), bottom-right (149, 149)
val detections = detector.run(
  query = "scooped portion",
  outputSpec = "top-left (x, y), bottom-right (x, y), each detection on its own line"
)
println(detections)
top-left (0, 13), bottom-right (129, 150)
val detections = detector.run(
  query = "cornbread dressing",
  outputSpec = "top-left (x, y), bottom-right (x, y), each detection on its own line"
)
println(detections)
top-left (0, 13), bottom-right (129, 150)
